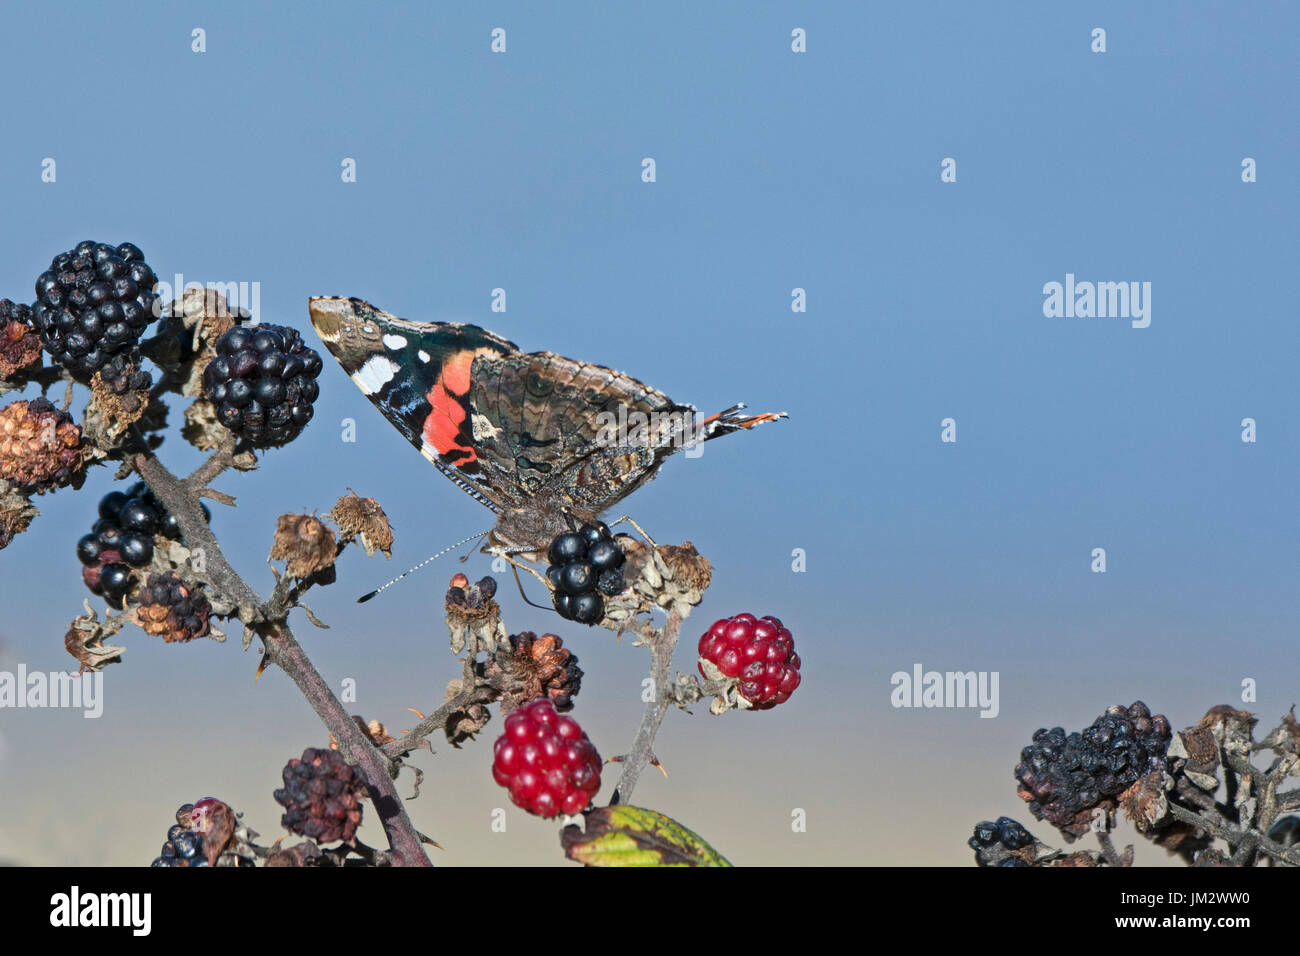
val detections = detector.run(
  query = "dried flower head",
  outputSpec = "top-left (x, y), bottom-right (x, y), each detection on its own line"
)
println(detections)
top-left (270, 513), bottom-right (337, 578)
top-left (0, 480), bottom-right (39, 550)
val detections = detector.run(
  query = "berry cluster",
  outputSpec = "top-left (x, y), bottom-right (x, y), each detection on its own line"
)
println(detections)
top-left (492, 699), bottom-right (601, 817)
top-left (697, 613), bottom-right (802, 709)
top-left (0, 397), bottom-right (84, 493)
top-left (135, 572), bottom-right (212, 643)
top-left (0, 299), bottom-right (40, 379)
top-left (273, 748), bottom-right (366, 845)
top-left (203, 323), bottom-right (322, 447)
top-left (1014, 701), bottom-right (1172, 830)
top-left (151, 801), bottom-right (216, 868)
top-left (545, 523), bottom-right (626, 624)
top-left (31, 240), bottom-right (158, 377)
top-left (78, 482), bottom-right (204, 608)
top-left (969, 817), bottom-right (1035, 867)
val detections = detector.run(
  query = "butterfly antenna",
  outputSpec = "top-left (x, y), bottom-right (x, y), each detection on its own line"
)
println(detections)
top-left (357, 531), bottom-right (491, 603)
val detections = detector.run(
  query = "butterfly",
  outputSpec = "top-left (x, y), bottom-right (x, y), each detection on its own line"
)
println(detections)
top-left (309, 296), bottom-right (784, 558)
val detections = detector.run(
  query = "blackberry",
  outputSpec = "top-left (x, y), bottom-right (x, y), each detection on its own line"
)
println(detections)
top-left (697, 613), bottom-right (802, 709)
top-left (203, 323), bottom-right (322, 447)
top-left (1014, 701), bottom-right (1172, 832)
top-left (78, 484), bottom-right (204, 608)
top-left (0, 397), bottom-right (86, 492)
top-left (31, 240), bottom-right (158, 377)
top-left (491, 699), bottom-right (602, 817)
top-left (0, 299), bottom-right (41, 379)
top-left (149, 800), bottom-right (233, 867)
top-left (135, 571), bottom-right (212, 643)
top-left (273, 748), bottom-right (366, 845)
top-left (485, 630), bottom-right (584, 713)
top-left (545, 522), bottom-right (626, 624)
top-left (97, 351), bottom-right (153, 395)
top-left (969, 816), bottom-right (1036, 866)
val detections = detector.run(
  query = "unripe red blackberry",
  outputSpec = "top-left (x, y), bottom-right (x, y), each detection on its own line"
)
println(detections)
top-left (203, 323), bottom-right (322, 447)
top-left (545, 522), bottom-right (626, 624)
top-left (697, 613), bottom-right (801, 709)
top-left (491, 699), bottom-right (601, 817)
top-left (273, 747), bottom-right (366, 844)
top-left (0, 299), bottom-right (41, 379)
top-left (31, 240), bottom-right (158, 377)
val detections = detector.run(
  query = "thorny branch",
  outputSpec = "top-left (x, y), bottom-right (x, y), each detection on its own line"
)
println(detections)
top-left (612, 611), bottom-right (682, 805)
top-left (132, 449), bottom-right (432, 867)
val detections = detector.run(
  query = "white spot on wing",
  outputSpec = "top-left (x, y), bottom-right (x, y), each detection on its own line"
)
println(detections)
top-left (418, 350), bottom-right (431, 363)
top-left (471, 412), bottom-right (502, 442)
top-left (383, 333), bottom-right (408, 350)
top-left (353, 356), bottom-right (399, 394)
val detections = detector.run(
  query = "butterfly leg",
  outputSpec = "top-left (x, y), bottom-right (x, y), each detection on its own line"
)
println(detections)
top-left (486, 544), bottom-right (551, 587)
top-left (604, 514), bottom-right (658, 547)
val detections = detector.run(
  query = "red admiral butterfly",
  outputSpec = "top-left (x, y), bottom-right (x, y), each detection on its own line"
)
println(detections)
top-left (309, 297), bottom-right (784, 558)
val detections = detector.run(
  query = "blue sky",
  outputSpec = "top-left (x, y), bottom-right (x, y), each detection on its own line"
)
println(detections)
top-left (0, 2), bottom-right (1297, 865)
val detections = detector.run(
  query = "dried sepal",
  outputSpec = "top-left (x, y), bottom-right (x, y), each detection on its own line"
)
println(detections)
top-left (64, 602), bottom-right (128, 672)
top-left (330, 491), bottom-right (394, 559)
top-left (0, 479), bottom-right (38, 550)
top-left (445, 575), bottom-right (506, 654)
top-left (181, 398), bottom-right (227, 452)
top-left (442, 677), bottom-right (492, 746)
top-left (85, 358), bottom-right (152, 446)
top-left (602, 539), bottom-right (712, 626)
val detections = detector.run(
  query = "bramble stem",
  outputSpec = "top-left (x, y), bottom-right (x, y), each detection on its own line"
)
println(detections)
top-left (132, 450), bottom-right (431, 866)
top-left (611, 611), bottom-right (682, 805)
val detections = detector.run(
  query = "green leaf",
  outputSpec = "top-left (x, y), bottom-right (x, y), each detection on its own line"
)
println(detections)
top-left (560, 805), bottom-right (733, 867)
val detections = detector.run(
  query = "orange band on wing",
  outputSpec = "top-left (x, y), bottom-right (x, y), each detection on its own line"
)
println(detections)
top-left (422, 351), bottom-right (478, 463)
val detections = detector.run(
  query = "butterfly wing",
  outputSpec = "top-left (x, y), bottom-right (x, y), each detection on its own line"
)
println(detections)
top-left (465, 349), bottom-right (693, 512)
top-left (308, 296), bottom-right (522, 512)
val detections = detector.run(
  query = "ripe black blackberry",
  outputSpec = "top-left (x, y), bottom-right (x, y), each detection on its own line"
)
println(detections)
top-left (31, 240), bottom-right (158, 377)
top-left (273, 747), bottom-right (365, 845)
top-left (545, 522), bottom-right (626, 624)
top-left (202, 323), bottom-right (322, 447)
top-left (969, 816), bottom-right (1035, 866)
top-left (1014, 701), bottom-right (1172, 831)
top-left (78, 482), bottom-right (207, 607)
top-left (97, 351), bottom-right (153, 395)
top-left (150, 826), bottom-right (209, 867)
